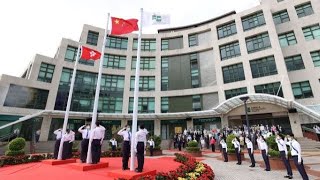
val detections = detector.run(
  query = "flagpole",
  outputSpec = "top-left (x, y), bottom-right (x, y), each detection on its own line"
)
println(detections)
top-left (86, 13), bottom-right (110, 164)
top-left (130, 8), bottom-right (143, 171)
top-left (276, 75), bottom-right (284, 96)
top-left (57, 43), bottom-right (82, 160)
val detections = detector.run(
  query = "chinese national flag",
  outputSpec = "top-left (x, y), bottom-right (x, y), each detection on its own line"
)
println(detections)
top-left (111, 17), bottom-right (139, 35)
top-left (81, 46), bottom-right (101, 61)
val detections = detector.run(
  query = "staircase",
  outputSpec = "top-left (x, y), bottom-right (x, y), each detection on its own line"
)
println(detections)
top-left (296, 137), bottom-right (320, 152)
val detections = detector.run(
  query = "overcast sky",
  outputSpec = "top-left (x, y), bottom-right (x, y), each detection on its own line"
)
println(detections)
top-left (0, 0), bottom-right (259, 77)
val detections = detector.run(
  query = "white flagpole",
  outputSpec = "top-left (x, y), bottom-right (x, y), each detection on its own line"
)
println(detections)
top-left (130, 8), bottom-right (143, 171)
top-left (86, 13), bottom-right (110, 164)
top-left (57, 43), bottom-right (82, 160)
top-left (276, 75), bottom-right (285, 96)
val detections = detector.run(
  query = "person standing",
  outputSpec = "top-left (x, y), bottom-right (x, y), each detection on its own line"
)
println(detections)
top-left (78, 124), bottom-right (91, 163)
top-left (258, 136), bottom-right (271, 171)
top-left (117, 125), bottom-right (131, 170)
top-left (245, 137), bottom-right (255, 167)
top-left (90, 122), bottom-right (105, 164)
top-left (53, 127), bottom-right (63, 159)
top-left (232, 137), bottom-right (241, 165)
top-left (287, 134), bottom-right (309, 180)
top-left (62, 129), bottom-right (74, 160)
top-left (147, 138), bottom-right (155, 156)
top-left (135, 124), bottom-right (148, 172)
top-left (210, 137), bottom-right (216, 152)
top-left (220, 139), bottom-right (228, 162)
top-left (35, 129), bottom-right (41, 143)
top-left (68, 129), bottom-right (75, 159)
top-left (177, 134), bottom-right (183, 151)
top-left (276, 134), bottom-right (293, 179)
top-left (110, 137), bottom-right (117, 151)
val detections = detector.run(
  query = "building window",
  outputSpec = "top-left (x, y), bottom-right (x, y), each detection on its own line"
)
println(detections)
top-left (250, 56), bottom-right (278, 78)
top-left (192, 95), bottom-right (202, 111)
top-left (242, 11), bottom-right (266, 31)
top-left (246, 33), bottom-right (271, 54)
top-left (311, 50), bottom-right (320, 67)
top-left (161, 97), bottom-right (169, 113)
top-left (133, 39), bottom-right (156, 51)
top-left (65, 46), bottom-right (94, 66)
top-left (295, 2), bottom-right (314, 18)
top-left (37, 63), bottom-right (55, 83)
top-left (225, 87), bottom-right (247, 100)
top-left (188, 34), bottom-right (198, 47)
top-left (86, 31), bottom-right (99, 46)
top-left (291, 81), bottom-right (313, 99)
top-left (130, 76), bottom-right (155, 91)
top-left (190, 54), bottom-right (200, 88)
top-left (4, 84), bottom-right (49, 109)
top-left (99, 96), bottom-right (123, 113)
top-left (222, 63), bottom-right (245, 84)
top-left (129, 97), bottom-right (155, 113)
top-left (161, 57), bottom-right (169, 91)
top-left (273, 10), bottom-right (290, 25)
top-left (303, 24), bottom-right (320, 41)
top-left (284, 55), bottom-right (305, 71)
top-left (217, 21), bottom-right (237, 39)
top-left (278, 31), bottom-right (297, 47)
top-left (103, 54), bottom-right (126, 69)
top-left (106, 36), bottom-right (128, 50)
top-left (131, 57), bottom-right (155, 70)
top-left (161, 39), bottom-right (169, 50)
top-left (254, 82), bottom-right (283, 97)
top-left (101, 74), bottom-right (125, 92)
top-left (219, 41), bottom-right (241, 60)
top-left (277, 0), bottom-right (284, 2)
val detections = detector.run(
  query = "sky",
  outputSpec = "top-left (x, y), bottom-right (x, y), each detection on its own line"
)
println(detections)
top-left (0, 0), bottom-right (259, 77)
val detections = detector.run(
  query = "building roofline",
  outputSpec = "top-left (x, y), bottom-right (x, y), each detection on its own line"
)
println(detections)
top-left (158, 11), bottom-right (236, 33)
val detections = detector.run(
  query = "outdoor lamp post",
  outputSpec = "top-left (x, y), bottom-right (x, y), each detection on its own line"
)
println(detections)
top-left (240, 96), bottom-right (250, 138)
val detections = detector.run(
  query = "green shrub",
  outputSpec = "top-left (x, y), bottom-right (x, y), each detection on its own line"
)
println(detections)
top-left (268, 149), bottom-right (280, 158)
top-left (226, 134), bottom-right (236, 152)
top-left (186, 147), bottom-right (200, 153)
top-left (266, 135), bottom-right (278, 151)
top-left (187, 141), bottom-right (198, 147)
top-left (8, 138), bottom-right (26, 151)
top-left (153, 135), bottom-right (162, 149)
top-left (5, 150), bottom-right (25, 156)
top-left (228, 149), bottom-right (235, 154)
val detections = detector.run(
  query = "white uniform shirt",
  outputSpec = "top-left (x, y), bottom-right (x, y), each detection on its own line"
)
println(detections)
top-left (232, 140), bottom-right (240, 150)
top-left (148, 140), bottom-right (154, 147)
top-left (135, 129), bottom-right (148, 147)
top-left (289, 139), bottom-right (302, 162)
top-left (259, 140), bottom-right (268, 154)
top-left (78, 126), bottom-right (91, 139)
top-left (117, 129), bottom-right (132, 141)
top-left (63, 131), bottom-right (75, 142)
top-left (91, 125), bottom-right (105, 140)
top-left (246, 141), bottom-right (254, 153)
top-left (110, 139), bottom-right (117, 147)
top-left (53, 129), bottom-right (63, 140)
top-left (220, 141), bottom-right (228, 152)
top-left (276, 138), bottom-right (287, 154)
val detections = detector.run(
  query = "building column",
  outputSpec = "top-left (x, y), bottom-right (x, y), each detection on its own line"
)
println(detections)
top-left (288, 113), bottom-right (303, 138)
top-left (121, 119), bottom-right (128, 127)
top-left (39, 116), bottom-right (52, 141)
top-left (187, 119), bottom-right (193, 130)
top-left (221, 115), bottom-right (229, 128)
top-left (154, 119), bottom-right (161, 136)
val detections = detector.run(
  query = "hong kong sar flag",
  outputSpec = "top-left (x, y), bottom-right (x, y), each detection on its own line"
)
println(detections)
top-left (80, 46), bottom-right (101, 61)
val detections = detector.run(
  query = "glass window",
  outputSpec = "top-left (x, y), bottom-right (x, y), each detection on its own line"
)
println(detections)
top-left (273, 10), bottom-right (290, 25)
top-left (129, 97), bottom-right (155, 113)
top-left (246, 33), bottom-right (271, 54)
top-left (311, 50), bottom-right (320, 67)
top-left (161, 97), bottom-right (169, 113)
top-left (250, 56), bottom-right (278, 78)
top-left (277, 0), bottom-right (284, 2)
top-left (86, 31), bottom-right (99, 46)
top-left (64, 46), bottom-right (94, 66)
top-left (254, 82), bottom-right (283, 97)
top-left (161, 57), bottom-right (169, 91)
top-left (130, 76), bottom-right (155, 91)
top-left (37, 63), bottom-right (55, 83)
top-left (192, 95), bottom-right (202, 111)
top-left (190, 53), bottom-right (200, 88)
top-left (219, 41), bottom-right (241, 60)
top-left (222, 63), bottom-right (245, 84)
top-left (225, 87), bottom-right (247, 99)
top-left (188, 34), bottom-right (198, 47)
top-left (131, 57), bottom-right (155, 70)
top-left (242, 11), bottom-right (266, 31)
top-left (161, 39), bottom-right (169, 51)
top-left (295, 2), bottom-right (314, 18)
top-left (278, 31), bottom-right (297, 47)
top-left (303, 24), bottom-right (320, 41)
top-left (291, 81), bottom-right (313, 99)
top-left (284, 55), bottom-right (305, 71)
top-left (133, 39), bottom-right (156, 51)
top-left (217, 21), bottom-right (237, 39)
top-left (106, 36), bottom-right (128, 50)
top-left (103, 54), bottom-right (126, 69)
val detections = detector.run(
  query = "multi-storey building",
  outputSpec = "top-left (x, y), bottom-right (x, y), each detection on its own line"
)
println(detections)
top-left (0, 0), bottom-right (319, 146)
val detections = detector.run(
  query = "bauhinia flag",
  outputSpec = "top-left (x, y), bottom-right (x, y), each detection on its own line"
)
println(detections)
top-left (111, 17), bottom-right (139, 35)
top-left (142, 12), bottom-right (170, 26)
top-left (81, 46), bottom-right (101, 60)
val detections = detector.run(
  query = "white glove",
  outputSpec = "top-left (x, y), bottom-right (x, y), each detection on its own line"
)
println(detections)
top-left (134, 148), bottom-right (137, 153)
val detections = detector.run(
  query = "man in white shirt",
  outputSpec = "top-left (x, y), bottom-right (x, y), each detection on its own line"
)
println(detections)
top-left (245, 137), bottom-right (255, 167)
top-left (147, 138), bottom-right (155, 156)
top-left (110, 137), bottom-right (117, 151)
top-left (220, 139), bottom-right (228, 162)
top-left (62, 129), bottom-right (75, 160)
top-left (90, 122), bottom-right (105, 164)
top-left (53, 127), bottom-right (63, 159)
top-left (276, 134), bottom-right (292, 179)
top-left (117, 125), bottom-right (131, 170)
top-left (78, 124), bottom-right (91, 163)
top-left (232, 137), bottom-right (241, 165)
top-left (287, 134), bottom-right (309, 180)
top-left (258, 136), bottom-right (270, 171)
top-left (135, 124), bottom-right (148, 172)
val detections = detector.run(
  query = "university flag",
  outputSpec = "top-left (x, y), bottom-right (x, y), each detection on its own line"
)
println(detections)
top-left (142, 12), bottom-right (170, 26)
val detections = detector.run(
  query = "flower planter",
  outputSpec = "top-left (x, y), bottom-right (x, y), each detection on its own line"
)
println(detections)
top-left (260, 157), bottom-right (297, 170)
top-left (226, 152), bottom-right (245, 161)
top-left (186, 151), bottom-right (202, 157)
top-left (146, 150), bottom-right (163, 156)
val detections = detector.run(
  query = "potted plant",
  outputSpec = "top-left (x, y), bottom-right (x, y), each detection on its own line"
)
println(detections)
top-left (225, 134), bottom-right (245, 161)
top-left (185, 141), bottom-right (202, 157)
top-left (146, 135), bottom-right (163, 156)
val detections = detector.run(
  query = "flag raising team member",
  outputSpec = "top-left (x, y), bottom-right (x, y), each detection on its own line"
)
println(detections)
top-left (78, 123), bottom-right (91, 163)
top-left (135, 124), bottom-right (148, 172)
top-left (118, 125), bottom-right (132, 170)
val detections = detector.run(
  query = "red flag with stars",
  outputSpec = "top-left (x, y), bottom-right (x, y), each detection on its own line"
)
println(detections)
top-left (111, 17), bottom-right (139, 35)
top-left (81, 46), bottom-right (101, 61)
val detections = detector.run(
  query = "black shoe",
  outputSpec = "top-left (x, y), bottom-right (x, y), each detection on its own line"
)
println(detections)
top-left (122, 167), bottom-right (129, 170)
top-left (249, 165), bottom-right (255, 167)
top-left (284, 175), bottom-right (293, 179)
top-left (265, 169), bottom-right (270, 171)
top-left (224, 161), bottom-right (228, 162)
top-left (288, 176), bottom-right (293, 179)
top-left (135, 169), bottom-right (142, 173)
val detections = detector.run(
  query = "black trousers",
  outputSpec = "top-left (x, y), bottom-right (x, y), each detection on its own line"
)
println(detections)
top-left (62, 141), bottom-right (70, 160)
top-left (248, 148), bottom-right (255, 166)
top-left (211, 144), bottom-right (215, 152)
top-left (150, 146), bottom-right (154, 156)
top-left (280, 151), bottom-right (292, 176)
top-left (292, 156), bottom-right (309, 180)
top-left (178, 143), bottom-right (182, 151)
top-left (112, 145), bottom-right (116, 151)
top-left (53, 139), bottom-right (61, 159)
top-left (122, 141), bottom-right (130, 169)
top-left (68, 142), bottom-right (73, 159)
top-left (136, 142), bottom-right (145, 171)
top-left (91, 139), bottom-right (101, 164)
top-left (235, 148), bottom-right (241, 164)
top-left (222, 148), bottom-right (228, 162)
top-left (80, 139), bottom-right (89, 162)
top-left (261, 150), bottom-right (270, 170)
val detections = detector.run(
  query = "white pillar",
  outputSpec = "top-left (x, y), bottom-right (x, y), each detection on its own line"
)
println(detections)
top-left (288, 113), bottom-right (303, 138)
top-left (154, 119), bottom-right (161, 136)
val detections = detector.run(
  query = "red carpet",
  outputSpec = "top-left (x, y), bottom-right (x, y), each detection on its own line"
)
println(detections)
top-left (0, 157), bottom-right (181, 180)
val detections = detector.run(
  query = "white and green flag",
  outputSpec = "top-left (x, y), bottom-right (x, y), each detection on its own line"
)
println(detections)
top-left (143, 12), bottom-right (170, 26)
